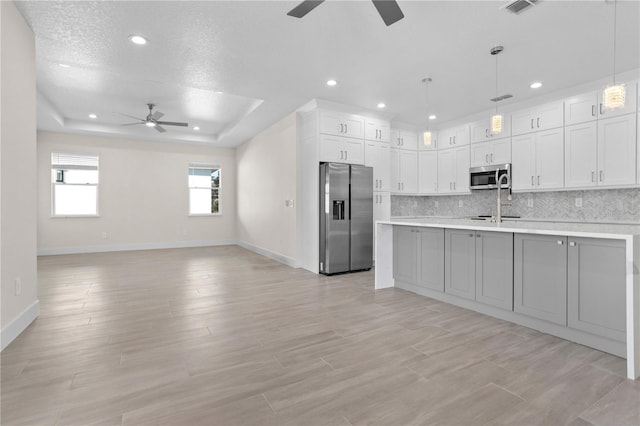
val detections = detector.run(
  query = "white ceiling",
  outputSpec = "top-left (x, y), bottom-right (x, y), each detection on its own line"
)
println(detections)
top-left (15, 0), bottom-right (640, 147)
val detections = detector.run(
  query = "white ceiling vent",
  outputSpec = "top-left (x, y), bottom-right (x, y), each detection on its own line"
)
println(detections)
top-left (503, 0), bottom-right (539, 14)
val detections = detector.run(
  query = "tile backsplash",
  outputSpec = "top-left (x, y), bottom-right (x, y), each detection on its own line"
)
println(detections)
top-left (391, 188), bottom-right (640, 223)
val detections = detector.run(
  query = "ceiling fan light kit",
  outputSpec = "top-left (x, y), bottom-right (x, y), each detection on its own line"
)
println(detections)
top-left (287, 0), bottom-right (404, 26)
top-left (119, 103), bottom-right (188, 133)
top-left (603, 0), bottom-right (626, 110)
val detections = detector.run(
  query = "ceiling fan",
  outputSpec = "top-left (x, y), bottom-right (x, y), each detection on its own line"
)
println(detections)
top-left (287, 0), bottom-right (404, 26)
top-left (120, 103), bottom-right (189, 133)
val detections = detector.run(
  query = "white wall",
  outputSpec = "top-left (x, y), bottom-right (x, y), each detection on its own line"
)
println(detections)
top-left (37, 132), bottom-right (236, 254)
top-left (236, 113), bottom-right (298, 266)
top-left (1, 1), bottom-right (39, 349)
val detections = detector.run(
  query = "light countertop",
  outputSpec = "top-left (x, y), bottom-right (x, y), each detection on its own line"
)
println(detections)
top-left (379, 217), bottom-right (640, 239)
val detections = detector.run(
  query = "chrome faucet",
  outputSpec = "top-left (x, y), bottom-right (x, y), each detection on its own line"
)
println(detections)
top-left (494, 171), bottom-right (512, 224)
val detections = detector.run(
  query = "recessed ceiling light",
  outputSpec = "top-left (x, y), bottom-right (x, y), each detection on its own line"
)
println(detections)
top-left (59, 63), bottom-right (70, 68)
top-left (377, 103), bottom-right (386, 109)
top-left (428, 115), bottom-right (437, 120)
top-left (326, 79), bottom-right (337, 86)
top-left (530, 81), bottom-right (542, 89)
top-left (129, 35), bottom-right (148, 45)
top-left (193, 126), bottom-right (200, 131)
top-left (89, 114), bottom-right (97, 119)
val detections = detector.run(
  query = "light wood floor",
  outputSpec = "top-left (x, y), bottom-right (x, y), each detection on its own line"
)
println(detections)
top-left (1, 246), bottom-right (638, 425)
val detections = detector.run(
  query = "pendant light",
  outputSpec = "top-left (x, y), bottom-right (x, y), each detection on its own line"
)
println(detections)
top-left (422, 77), bottom-right (433, 146)
top-left (603, 0), bottom-right (625, 110)
top-left (490, 45), bottom-right (504, 135)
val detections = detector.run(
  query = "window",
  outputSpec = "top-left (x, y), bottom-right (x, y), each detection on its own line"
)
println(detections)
top-left (188, 165), bottom-right (220, 214)
top-left (51, 153), bottom-right (99, 216)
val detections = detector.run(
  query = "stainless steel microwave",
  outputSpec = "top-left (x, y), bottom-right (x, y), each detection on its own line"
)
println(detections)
top-left (469, 164), bottom-right (511, 190)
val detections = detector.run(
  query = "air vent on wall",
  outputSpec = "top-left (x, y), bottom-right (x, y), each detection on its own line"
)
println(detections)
top-left (490, 94), bottom-right (513, 102)
top-left (503, 0), bottom-right (539, 14)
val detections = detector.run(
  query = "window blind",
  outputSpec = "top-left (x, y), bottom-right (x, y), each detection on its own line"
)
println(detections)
top-left (51, 153), bottom-right (99, 170)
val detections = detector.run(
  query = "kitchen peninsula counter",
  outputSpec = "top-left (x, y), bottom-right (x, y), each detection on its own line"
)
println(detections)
top-left (374, 217), bottom-right (640, 380)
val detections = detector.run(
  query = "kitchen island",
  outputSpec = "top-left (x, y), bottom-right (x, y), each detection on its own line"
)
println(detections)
top-left (375, 217), bottom-right (640, 380)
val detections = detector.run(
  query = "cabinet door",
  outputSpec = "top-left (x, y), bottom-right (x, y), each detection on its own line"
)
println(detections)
top-left (564, 122), bottom-right (597, 188)
top-left (491, 137), bottom-right (511, 165)
top-left (319, 134), bottom-right (345, 163)
top-left (511, 134), bottom-right (536, 190)
top-left (470, 119), bottom-right (491, 143)
top-left (399, 150), bottom-right (418, 193)
top-left (597, 114), bottom-right (637, 187)
top-left (444, 229), bottom-right (476, 300)
top-left (568, 237), bottom-right (626, 342)
top-left (373, 192), bottom-right (390, 223)
top-left (536, 102), bottom-right (564, 131)
top-left (319, 111), bottom-right (345, 136)
top-left (437, 149), bottom-right (454, 193)
top-left (565, 92), bottom-right (598, 126)
top-left (511, 108), bottom-right (537, 136)
top-left (453, 146), bottom-right (470, 193)
top-left (453, 125), bottom-right (471, 146)
top-left (514, 234), bottom-right (567, 325)
top-left (399, 129), bottom-right (419, 151)
top-left (365, 119), bottom-right (390, 142)
top-left (598, 81), bottom-right (638, 119)
top-left (475, 231), bottom-right (514, 311)
top-left (365, 142), bottom-right (390, 191)
top-left (390, 148), bottom-right (401, 193)
top-left (470, 141), bottom-right (492, 167)
top-left (343, 138), bottom-right (364, 165)
top-left (418, 150), bottom-right (438, 194)
top-left (393, 226), bottom-right (417, 285)
top-left (417, 228), bottom-right (445, 292)
top-left (438, 127), bottom-right (456, 147)
top-left (535, 128), bottom-right (564, 189)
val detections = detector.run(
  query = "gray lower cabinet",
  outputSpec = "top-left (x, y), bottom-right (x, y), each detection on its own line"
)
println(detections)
top-left (568, 237), bottom-right (626, 343)
top-left (475, 231), bottom-right (514, 311)
top-left (444, 229), bottom-right (476, 300)
top-left (514, 234), bottom-right (568, 325)
top-left (393, 226), bottom-right (417, 284)
top-left (417, 227), bottom-right (445, 291)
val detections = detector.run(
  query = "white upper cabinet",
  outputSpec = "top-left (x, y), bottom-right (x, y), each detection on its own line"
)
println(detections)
top-left (470, 138), bottom-right (511, 167)
top-left (597, 114), bottom-right (637, 187)
top-left (319, 111), bottom-right (364, 139)
top-left (319, 134), bottom-right (364, 165)
top-left (439, 124), bottom-right (471, 147)
top-left (565, 121), bottom-right (598, 188)
top-left (470, 118), bottom-right (510, 143)
top-left (365, 141), bottom-right (390, 191)
top-left (418, 150), bottom-right (438, 194)
top-left (512, 128), bottom-right (564, 191)
top-left (512, 101), bottom-right (564, 136)
top-left (437, 146), bottom-right (470, 194)
top-left (364, 118), bottom-right (390, 143)
top-left (391, 128), bottom-right (418, 150)
top-left (390, 148), bottom-right (418, 193)
top-left (565, 92), bottom-right (599, 126)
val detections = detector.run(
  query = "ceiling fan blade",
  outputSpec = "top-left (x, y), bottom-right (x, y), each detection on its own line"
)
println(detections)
top-left (371, 0), bottom-right (404, 26)
top-left (155, 125), bottom-right (167, 133)
top-left (151, 111), bottom-right (164, 120)
top-left (156, 121), bottom-right (189, 127)
top-left (121, 122), bottom-right (144, 126)
top-left (117, 113), bottom-right (144, 121)
top-left (287, 0), bottom-right (325, 18)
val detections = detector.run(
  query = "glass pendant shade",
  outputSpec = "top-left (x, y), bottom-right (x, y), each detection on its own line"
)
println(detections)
top-left (491, 114), bottom-right (503, 134)
top-left (603, 83), bottom-right (626, 110)
top-left (423, 131), bottom-right (432, 146)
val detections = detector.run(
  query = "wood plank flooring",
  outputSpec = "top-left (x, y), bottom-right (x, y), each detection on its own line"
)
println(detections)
top-left (1, 245), bottom-right (638, 425)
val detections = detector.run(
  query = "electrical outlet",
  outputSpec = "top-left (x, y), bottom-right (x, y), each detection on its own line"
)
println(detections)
top-left (101, 231), bottom-right (107, 239)
top-left (434, 200), bottom-right (439, 208)
top-left (15, 277), bottom-right (21, 296)
top-left (575, 197), bottom-right (583, 208)
top-left (458, 200), bottom-right (464, 208)
top-left (527, 198), bottom-right (534, 208)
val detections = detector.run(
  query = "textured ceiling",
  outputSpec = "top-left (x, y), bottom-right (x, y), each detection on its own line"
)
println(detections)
top-left (15, 0), bottom-right (640, 147)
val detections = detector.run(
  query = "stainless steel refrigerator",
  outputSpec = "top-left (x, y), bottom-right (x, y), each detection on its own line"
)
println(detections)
top-left (319, 163), bottom-right (373, 275)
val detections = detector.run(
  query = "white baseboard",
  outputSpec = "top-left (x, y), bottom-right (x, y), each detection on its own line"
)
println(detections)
top-left (1, 300), bottom-right (39, 351)
top-left (37, 239), bottom-right (237, 256)
top-left (237, 240), bottom-right (299, 268)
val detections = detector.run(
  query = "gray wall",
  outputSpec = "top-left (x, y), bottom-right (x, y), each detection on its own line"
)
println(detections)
top-left (392, 188), bottom-right (640, 223)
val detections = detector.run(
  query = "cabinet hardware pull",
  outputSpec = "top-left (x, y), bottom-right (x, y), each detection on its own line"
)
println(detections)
top-left (599, 103), bottom-right (604, 115)
top-left (484, 129), bottom-right (488, 138)
top-left (401, 182), bottom-right (404, 190)
top-left (591, 105), bottom-right (596, 117)
top-left (557, 240), bottom-right (564, 245)
top-left (469, 234), bottom-right (474, 237)
top-left (380, 179), bottom-right (382, 188)
top-left (453, 136), bottom-right (456, 144)
top-left (345, 124), bottom-right (348, 134)
top-left (531, 176), bottom-right (534, 186)
top-left (569, 242), bottom-right (576, 247)
top-left (599, 170), bottom-right (603, 182)
top-left (531, 118), bottom-right (534, 129)
top-left (591, 171), bottom-right (595, 182)
top-left (476, 234), bottom-right (481, 238)
top-left (537, 117), bottom-right (540, 128)
top-left (340, 150), bottom-right (343, 160)
top-left (490, 153), bottom-right (494, 162)
top-left (486, 154), bottom-right (489, 163)
top-left (453, 182), bottom-right (456, 190)
top-left (537, 175), bottom-right (540, 186)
